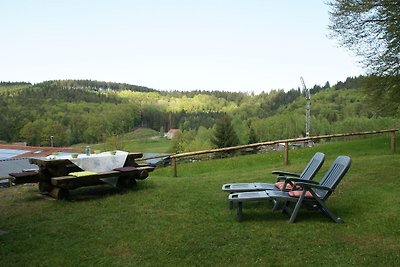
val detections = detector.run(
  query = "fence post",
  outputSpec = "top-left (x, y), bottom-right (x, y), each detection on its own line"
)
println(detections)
top-left (391, 131), bottom-right (397, 153)
top-left (172, 157), bottom-right (178, 177)
top-left (284, 142), bottom-right (289, 165)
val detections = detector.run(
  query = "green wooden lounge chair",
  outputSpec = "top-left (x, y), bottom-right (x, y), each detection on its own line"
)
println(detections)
top-left (222, 152), bottom-right (325, 193)
top-left (229, 156), bottom-right (351, 223)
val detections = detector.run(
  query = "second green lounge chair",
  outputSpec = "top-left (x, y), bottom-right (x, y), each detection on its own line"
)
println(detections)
top-left (229, 155), bottom-right (352, 223)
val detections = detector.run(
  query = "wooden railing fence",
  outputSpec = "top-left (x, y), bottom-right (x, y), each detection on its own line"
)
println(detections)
top-left (168, 129), bottom-right (398, 177)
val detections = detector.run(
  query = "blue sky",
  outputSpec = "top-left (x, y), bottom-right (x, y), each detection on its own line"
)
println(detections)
top-left (1, 0), bottom-right (363, 93)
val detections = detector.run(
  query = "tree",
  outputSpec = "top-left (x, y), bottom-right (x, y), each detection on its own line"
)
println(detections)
top-left (102, 134), bottom-right (124, 151)
top-left (41, 120), bottom-right (69, 146)
top-left (328, 0), bottom-right (400, 76)
top-left (328, 1), bottom-right (400, 115)
top-left (20, 120), bottom-right (46, 146)
top-left (361, 75), bottom-right (400, 115)
top-left (170, 130), bottom-right (184, 153)
top-left (211, 114), bottom-right (239, 148)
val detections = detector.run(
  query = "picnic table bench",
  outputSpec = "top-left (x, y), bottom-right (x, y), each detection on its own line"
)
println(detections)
top-left (10, 152), bottom-right (154, 200)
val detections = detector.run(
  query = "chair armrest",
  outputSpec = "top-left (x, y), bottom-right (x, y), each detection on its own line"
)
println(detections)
top-left (283, 177), bottom-right (317, 184)
top-left (293, 181), bottom-right (332, 191)
top-left (276, 176), bottom-right (299, 182)
top-left (272, 171), bottom-right (300, 177)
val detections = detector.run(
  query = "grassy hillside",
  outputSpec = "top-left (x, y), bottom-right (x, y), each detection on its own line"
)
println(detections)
top-left (118, 128), bottom-right (171, 153)
top-left (1, 135), bottom-right (399, 266)
top-left (75, 128), bottom-right (172, 153)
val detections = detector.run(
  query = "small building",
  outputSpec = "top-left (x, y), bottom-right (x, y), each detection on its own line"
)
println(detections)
top-left (165, 129), bottom-right (179, 140)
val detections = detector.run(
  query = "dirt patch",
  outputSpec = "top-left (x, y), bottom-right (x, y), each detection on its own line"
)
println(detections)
top-left (340, 233), bottom-right (399, 250)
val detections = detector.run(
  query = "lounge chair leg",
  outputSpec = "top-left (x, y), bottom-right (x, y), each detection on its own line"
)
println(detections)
top-left (282, 201), bottom-right (291, 215)
top-left (288, 191), bottom-right (306, 224)
top-left (237, 202), bottom-right (243, 222)
top-left (324, 208), bottom-right (343, 223)
top-left (314, 198), bottom-right (344, 223)
top-left (272, 199), bottom-right (279, 212)
top-left (229, 200), bottom-right (234, 209)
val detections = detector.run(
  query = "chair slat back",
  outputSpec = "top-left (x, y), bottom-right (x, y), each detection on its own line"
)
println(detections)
top-left (316, 156), bottom-right (352, 200)
top-left (299, 152), bottom-right (326, 181)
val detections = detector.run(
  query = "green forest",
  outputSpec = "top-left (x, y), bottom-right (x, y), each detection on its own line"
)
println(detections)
top-left (0, 77), bottom-right (399, 153)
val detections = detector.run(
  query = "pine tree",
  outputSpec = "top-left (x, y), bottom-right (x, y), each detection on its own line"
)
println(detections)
top-left (212, 114), bottom-right (239, 148)
top-left (248, 127), bottom-right (258, 144)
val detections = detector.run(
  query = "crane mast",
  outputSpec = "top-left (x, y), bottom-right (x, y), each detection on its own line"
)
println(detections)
top-left (300, 77), bottom-right (311, 138)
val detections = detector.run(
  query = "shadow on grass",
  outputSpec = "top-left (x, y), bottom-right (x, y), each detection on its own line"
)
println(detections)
top-left (19, 180), bottom-right (157, 202)
top-left (237, 211), bottom-right (339, 224)
top-left (68, 181), bottom-right (157, 201)
top-left (231, 202), bottom-right (341, 224)
top-left (68, 185), bottom-right (127, 201)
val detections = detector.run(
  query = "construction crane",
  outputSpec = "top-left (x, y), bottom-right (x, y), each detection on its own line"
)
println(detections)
top-left (300, 77), bottom-right (311, 142)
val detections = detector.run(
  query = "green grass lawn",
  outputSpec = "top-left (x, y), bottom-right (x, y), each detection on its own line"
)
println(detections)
top-left (1, 135), bottom-right (400, 266)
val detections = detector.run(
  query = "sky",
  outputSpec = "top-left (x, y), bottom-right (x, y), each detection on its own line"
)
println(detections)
top-left (0, 0), bottom-right (364, 93)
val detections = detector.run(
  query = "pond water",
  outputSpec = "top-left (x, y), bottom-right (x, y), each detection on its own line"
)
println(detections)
top-left (142, 153), bottom-right (170, 165)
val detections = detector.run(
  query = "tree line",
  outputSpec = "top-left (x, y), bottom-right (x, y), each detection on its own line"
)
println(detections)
top-left (0, 75), bottom-right (398, 151)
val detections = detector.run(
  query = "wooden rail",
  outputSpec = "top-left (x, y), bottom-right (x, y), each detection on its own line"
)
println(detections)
top-left (169, 129), bottom-right (398, 177)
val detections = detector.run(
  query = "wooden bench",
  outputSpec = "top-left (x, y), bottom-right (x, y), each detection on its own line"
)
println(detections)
top-left (48, 166), bottom-right (155, 199)
top-left (9, 171), bottom-right (39, 184)
top-left (112, 166), bottom-right (155, 180)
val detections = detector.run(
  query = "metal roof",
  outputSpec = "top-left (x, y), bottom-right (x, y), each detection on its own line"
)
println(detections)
top-left (0, 158), bottom-right (39, 178)
top-left (0, 144), bottom-right (81, 159)
top-left (0, 148), bottom-right (30, 160)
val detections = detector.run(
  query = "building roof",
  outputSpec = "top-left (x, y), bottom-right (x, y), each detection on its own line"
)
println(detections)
top-left (0, 158), bottom-right (38, 178)
top-left (165, 129), bottom-right (179, 139)
top-left (0, 144), bottom-right (80, 159)
top-left (0, 144), bottom-right (81, 177)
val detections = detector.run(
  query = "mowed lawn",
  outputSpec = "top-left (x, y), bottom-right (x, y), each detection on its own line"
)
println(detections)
top-left (1, 136), bottom-right (399, 266)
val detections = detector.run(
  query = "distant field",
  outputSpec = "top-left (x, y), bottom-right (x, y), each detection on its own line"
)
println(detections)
top-left (73, 128), bottom-right (172, 153)
top-left (119, 137), bottom-right (171, 153)
top-left (1, 135), bottom-right (399, 266)
top-left (118, 128), bottom-right (171, 153)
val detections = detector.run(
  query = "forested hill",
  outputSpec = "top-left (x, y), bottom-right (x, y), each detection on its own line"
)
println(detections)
top-left (35, 80), bottom-right (158, 93)
top-left (0, 76), bottom-right (398, 150)
top-left (0, 76), bottom-right (362, 102)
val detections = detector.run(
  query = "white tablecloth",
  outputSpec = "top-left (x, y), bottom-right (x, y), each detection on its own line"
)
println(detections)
top-left (47, 151), bottom-right (129, 186)
top-left (47, 150), bottom-right (129, 172)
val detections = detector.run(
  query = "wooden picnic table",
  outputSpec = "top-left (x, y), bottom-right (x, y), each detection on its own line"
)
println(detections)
top-left (25, 152), bottom-right (154, 200)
